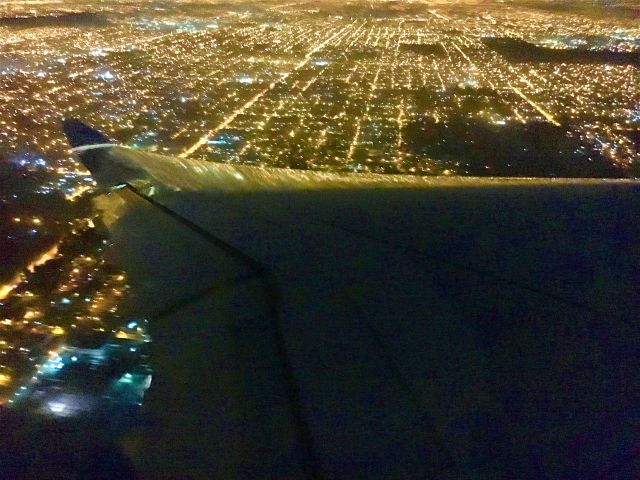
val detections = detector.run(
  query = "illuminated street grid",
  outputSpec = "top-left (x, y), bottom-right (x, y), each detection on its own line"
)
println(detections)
top-left (0, 0), bottom-right (637, 178)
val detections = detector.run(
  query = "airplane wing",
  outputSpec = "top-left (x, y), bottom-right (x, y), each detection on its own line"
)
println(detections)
top-left (63, 120), bottom-right (640, 479)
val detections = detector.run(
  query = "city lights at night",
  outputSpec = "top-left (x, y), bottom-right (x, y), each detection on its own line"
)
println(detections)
top-left (0, 1), bottom-right (638, 478)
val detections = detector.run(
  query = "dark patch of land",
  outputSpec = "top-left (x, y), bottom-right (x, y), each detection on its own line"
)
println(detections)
top-left (0, 156), bottom-right (90, 284)
top-left (483, 37), bottom-right (640, 67)
top-left (0, 12), bottom-right (109, 29)
top-left (514, 0), bottom-right (640, 20)
top-left (399, 43), bottom-right (445, 56)
top-left (404, 118), bottom-right (625, 178)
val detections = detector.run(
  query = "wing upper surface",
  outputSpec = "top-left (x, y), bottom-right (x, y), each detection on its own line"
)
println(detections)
top-left (71, 133), bottom-right (640, 479)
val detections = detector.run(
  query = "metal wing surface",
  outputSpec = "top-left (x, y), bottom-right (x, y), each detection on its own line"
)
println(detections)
top-left (65, 120), bottom-right (640, 479)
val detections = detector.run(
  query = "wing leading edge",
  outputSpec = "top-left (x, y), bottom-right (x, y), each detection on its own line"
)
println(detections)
top-left (65, 120), bottom-right (640, 479)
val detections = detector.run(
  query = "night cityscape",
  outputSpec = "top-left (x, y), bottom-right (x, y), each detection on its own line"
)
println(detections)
top-left (0, 0), bottom-right (639, 478)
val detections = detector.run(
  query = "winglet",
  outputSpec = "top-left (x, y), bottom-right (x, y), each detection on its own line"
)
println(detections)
top-left (62, 118), bottom-right (148, 189)
top-left (62, 119), bottom-right (115, 150)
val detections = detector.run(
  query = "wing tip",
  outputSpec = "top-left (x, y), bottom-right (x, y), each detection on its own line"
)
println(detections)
top-left (62, 118), bottom-right (111, 149)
